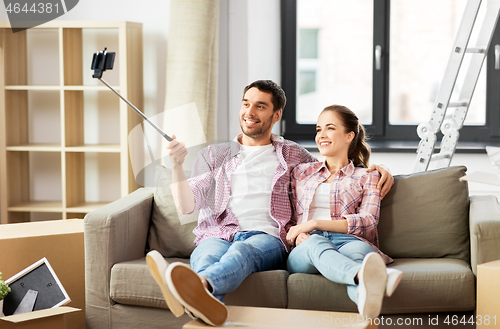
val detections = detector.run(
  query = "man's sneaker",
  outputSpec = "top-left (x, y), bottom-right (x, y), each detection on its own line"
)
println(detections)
top-left (166, 262), bottom-right (228, 326)
top-left (385, 268), bottom-right (403, 297)
top-left (146, 250), bottom-right (185, 317)
top-left (357, 252), bottom-right (387, 319)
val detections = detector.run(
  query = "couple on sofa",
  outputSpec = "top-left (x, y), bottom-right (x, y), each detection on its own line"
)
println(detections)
top-left (146, 80), bottom-right (403, 326)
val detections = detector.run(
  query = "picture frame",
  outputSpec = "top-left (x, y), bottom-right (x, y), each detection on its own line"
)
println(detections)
top-left (2, 258), bottom-right (70, 316)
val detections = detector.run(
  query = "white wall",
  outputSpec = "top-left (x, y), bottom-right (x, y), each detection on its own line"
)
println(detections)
top-left (219, 0), bottom-right (282, 141)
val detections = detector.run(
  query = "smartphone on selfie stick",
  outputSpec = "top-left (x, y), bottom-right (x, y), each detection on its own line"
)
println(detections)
top-left (91, 48), bottom-right (173, 142)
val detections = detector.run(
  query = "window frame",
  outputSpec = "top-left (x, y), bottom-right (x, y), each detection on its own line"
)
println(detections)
top-left (281, 0), bottom-right (500, 149)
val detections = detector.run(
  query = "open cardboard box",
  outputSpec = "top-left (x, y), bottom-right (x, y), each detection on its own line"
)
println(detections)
top-left (0, 306), bottom-right (80, 329)
top-left (477, 260), bottom-right (500, 328)
top-left (0, 219), bottom-right (85, 329)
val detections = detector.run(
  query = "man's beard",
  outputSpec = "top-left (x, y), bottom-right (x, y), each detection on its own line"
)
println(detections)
top-left (240, 114), bottom-right (274, 139)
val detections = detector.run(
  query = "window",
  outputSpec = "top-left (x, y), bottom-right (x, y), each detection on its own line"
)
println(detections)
top-left (281, 0), bottom-right (500, 148)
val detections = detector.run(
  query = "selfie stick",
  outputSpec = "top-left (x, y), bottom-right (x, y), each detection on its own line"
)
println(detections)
top-left (91, 48), bottom-right (173, 142)
top-left (96, 78), bottom-right (173, 142)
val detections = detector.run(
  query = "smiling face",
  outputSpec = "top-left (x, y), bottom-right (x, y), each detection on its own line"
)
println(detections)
top-left (315, 110), bottom-right (354, 158)
top-left (239, 87), bottom-right (282, 145)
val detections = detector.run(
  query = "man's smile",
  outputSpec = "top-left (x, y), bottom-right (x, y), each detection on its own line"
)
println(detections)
top-left (243, 117), bottom-right (260, 127)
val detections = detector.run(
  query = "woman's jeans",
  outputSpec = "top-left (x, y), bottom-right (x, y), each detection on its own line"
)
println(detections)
top-left (190, 231), bottom-right (287, 301)
top-left (287, 231), bottom-right (376, 304)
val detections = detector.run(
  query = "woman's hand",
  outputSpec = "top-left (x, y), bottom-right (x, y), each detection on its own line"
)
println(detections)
top-left (367, 164), bottom-right (394, 199)
top-left (286, 220), bottom-right (317, 246)
top-left (295, 233), bottom-right (310, 246)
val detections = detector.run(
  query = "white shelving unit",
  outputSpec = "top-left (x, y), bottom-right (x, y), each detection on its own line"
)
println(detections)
top-left (0, 21), bottom-right (144, 223)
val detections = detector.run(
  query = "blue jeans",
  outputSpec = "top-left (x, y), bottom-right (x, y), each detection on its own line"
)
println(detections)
top-left (190, 231), bottom-right (286, 301)
top-left (287, 231), bottom-right (376, 304)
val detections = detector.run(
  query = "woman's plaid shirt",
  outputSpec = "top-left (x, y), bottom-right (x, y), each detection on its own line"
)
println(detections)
top-left (291, 161), bottom-right (392, 263)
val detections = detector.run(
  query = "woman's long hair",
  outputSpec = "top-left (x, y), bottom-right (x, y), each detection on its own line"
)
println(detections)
top-left (321, 105), bottom-right (371, 168)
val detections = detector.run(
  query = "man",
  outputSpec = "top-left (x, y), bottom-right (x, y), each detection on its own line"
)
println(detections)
top-left (147, 80), bottom-right (394, 326)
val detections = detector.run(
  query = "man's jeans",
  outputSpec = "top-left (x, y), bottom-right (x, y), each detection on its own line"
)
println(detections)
top-left (287, 231), bottom-right (376, 304)
top-left (190, 231), bottom-right (287, 301)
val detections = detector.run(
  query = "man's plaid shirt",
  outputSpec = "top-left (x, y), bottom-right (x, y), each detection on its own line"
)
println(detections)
top-left (188, 134), bottom-right (316, 252)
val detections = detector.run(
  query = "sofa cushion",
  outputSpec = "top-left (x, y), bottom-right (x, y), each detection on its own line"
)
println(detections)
top-left (378, 166), bottom-right (470, 261)
top-left (147, 165), bottom-right (198, 258)
top-left (287, 258), bottom-right (475, 314)
top-left (225, 270), bottom-right (289, 308)
top-left (287, 274), bottom-right (356, 313)
top-left (110, 257), bottom-right (190, 309)
top-left (110, 258), bottom-right (289, 310)
top-left (381, 258), bottom-right (476, 313)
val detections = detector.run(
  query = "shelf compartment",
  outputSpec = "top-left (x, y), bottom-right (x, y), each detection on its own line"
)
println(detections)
top-left (26, 29), bottom-right (60, 86)
top-left (5, 90), bottom-right (61, 147)
top-left (3, 28), bottom-right (65, 87)
top-left (85, 90), bottom-right (121, 145)
top-left (64, 89), bottom-right (121, 147)
top-left (30, 152), bottom-right (63, 202)
top-left (85, 153), bottom-right (122, 203)
top-left (6, 151), bottom-right (62, 211)
top-left (28, 90), bottom-right (61, 144)
top-left (65, 152), bottom-right (121, 209)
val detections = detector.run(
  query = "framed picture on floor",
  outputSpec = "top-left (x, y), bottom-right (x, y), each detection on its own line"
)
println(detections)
top-left (3, 258), bottom-right (70, 316)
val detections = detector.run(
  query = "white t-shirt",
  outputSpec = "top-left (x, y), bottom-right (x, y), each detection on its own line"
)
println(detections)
top-left (228, 143), bottom-right (280, 237)
top-left (308, 183), bottom-right (331, 221)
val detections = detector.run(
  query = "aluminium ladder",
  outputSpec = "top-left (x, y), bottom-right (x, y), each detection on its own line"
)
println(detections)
top-left (414, 0), bottom-right (500, 172)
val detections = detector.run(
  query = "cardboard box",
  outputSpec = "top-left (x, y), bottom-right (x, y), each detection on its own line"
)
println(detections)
top-left (183, 306), bottom-right (375, 329)
top-left (0, 219), bottom-right (85, 329)
top-left (0, 306), bottom-right (80, 329)
top-left (477, 260), bottom-right (500, 328)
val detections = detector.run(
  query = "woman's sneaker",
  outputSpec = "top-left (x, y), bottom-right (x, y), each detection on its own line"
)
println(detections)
top-left (357, 252), bottom-right (387, 319)
top-left (386, 268), bottom-right (403, 297)
top-left (166, 262), bottom-right (228, 326)
top-left (146, 250), bottom-right (185, 317)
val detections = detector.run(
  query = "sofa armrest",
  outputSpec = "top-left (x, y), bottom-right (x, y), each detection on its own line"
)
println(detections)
top-left (84, 187), bottom-right (155, 326)
top-left (470, 195), bottom-right (500, 275)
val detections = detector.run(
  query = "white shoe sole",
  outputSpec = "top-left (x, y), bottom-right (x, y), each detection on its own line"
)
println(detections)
top-left (357, 252), bottom-right (387, 319)
top-left (146, 250), bottom-right (185, 317)
top-left (166, 262), bottom-right (228, 326)
top-left (386, 268), bottom-right (403, 297)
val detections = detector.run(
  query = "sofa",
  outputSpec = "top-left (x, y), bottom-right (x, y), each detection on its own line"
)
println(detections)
top-left (84, 165), bottom-right (500, 329)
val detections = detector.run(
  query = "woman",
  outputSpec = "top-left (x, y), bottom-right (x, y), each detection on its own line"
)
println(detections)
top-left (286, 105), bottom-right (402, 319)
